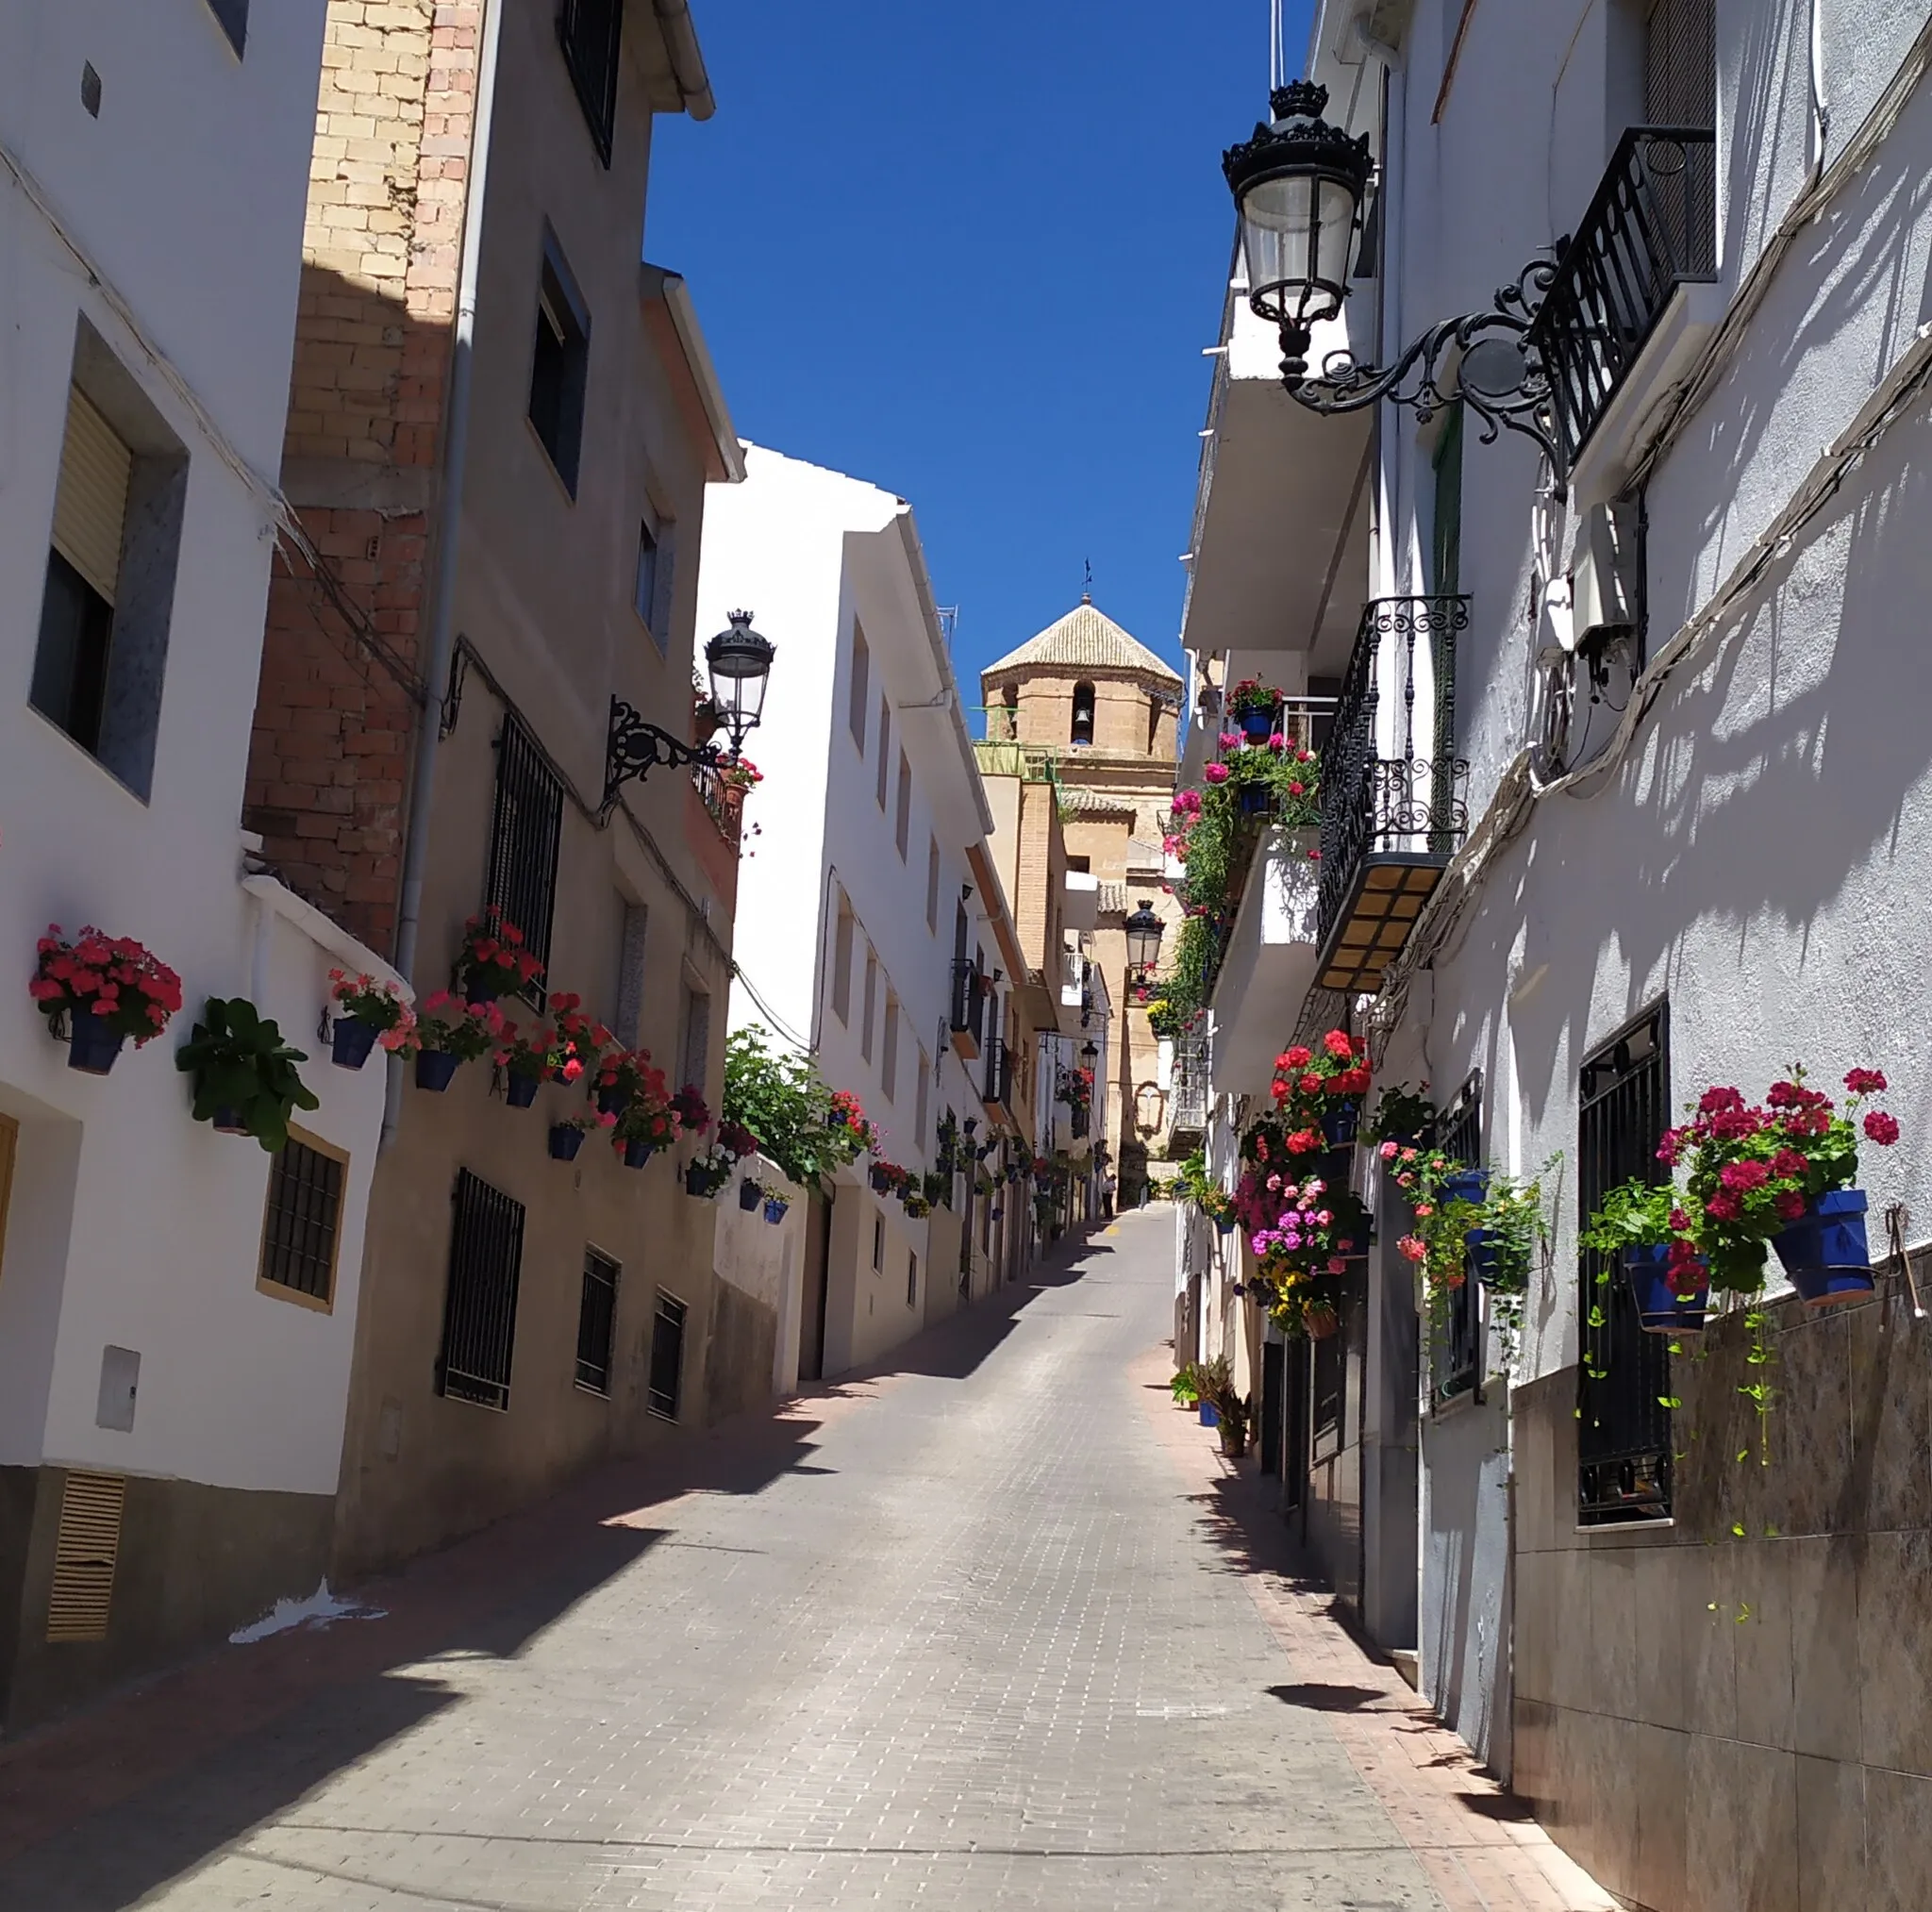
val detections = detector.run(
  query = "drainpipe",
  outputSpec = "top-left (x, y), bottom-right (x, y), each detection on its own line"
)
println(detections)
top-left (382, 0), bottom-right (505, 1153)
top-left (650, 0), bottom-right (717, 122)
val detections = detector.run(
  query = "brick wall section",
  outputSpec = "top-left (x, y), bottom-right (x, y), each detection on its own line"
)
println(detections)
top-left (245, 0), bottom-right (482, 956)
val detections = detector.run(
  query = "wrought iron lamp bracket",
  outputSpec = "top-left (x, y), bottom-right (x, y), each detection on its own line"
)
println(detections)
top-left (1276, 247), bottom-right (1570, 479)
top-left (600, 696), bottom-right (729, 822)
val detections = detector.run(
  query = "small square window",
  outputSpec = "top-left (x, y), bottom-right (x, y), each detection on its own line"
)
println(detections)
top-left (258, 1132), bottom-right (346, 1307)
top-left (528, 236), bottom-right (591, 496)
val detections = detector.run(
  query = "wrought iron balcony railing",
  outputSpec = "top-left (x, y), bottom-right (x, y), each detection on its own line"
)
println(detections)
top-left (949, 956), bottom-right (985, 1057)
top-left (1528, 126), bottom-right (1718, 471)
top-left (1315, 596), bottom-right (1471, 995)
top-left (1168, 1027), bottom-right (1210, 1143)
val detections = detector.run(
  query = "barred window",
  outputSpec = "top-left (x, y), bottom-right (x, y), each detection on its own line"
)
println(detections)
top-left (485, 713), bottom-right (564, 1007)
top-left (1578, 1004), bottom-right (1674, 1523)
top-left (258, 1132), bottom-right (345, 1306)
top-left (557, 0), bottom-right (622, 166)
top-left (437, 1171), bottom-right (525, 1411)
top-left (648, 1293), bottom-right (686, 1420)
top-left (1432, 1072), bottom-right (1483, 1404)
top-left (576, 1248), bottom-right (620, 1394)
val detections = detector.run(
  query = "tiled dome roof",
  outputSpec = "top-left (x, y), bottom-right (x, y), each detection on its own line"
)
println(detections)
top-left (981, 600), bottom-right (1182, 689)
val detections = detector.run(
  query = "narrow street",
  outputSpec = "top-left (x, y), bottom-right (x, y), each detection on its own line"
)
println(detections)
top-left (0, 1210), bottom-right (1603, 1912)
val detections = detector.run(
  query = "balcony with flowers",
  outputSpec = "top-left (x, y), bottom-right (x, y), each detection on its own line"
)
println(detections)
top-left (1154, 681), bottom-right (1331, 1104)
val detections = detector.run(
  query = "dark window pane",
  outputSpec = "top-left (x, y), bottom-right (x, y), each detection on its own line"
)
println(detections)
top-left (576, 1250), bottom-right (620, 1393)
top-left (557, 0), bottom-right (622, 166)
top-left (205, 0), bottom-right (247, 56)
top-left (32, 550), bottom-right (114, 754)
top-left (484, 714), bottom-right (564, 1008)
top-left (648, 1294), bottom-right (686, 1419)
top-left (527, 247), bottom-right (590, 495)
top-left (437, 1171), bottom-right (525, 1410)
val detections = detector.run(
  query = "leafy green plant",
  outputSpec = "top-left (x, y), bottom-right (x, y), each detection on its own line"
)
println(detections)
top-left (1366, 1082), bottom-right (1434, 1145)
top-left (724, 1025), bottom-right (861, 1187)
top-left (1578, 1177), bottom-right (1684, 1255)
top-left (176, 997), bottom-right (320, 1153)
top-left (1171, 1365), bottom-right (1200, 1405)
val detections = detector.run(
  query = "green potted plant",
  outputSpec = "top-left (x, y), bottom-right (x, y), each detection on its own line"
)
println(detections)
top-left (325, 969), bottom-right (413, 1070)
top-left (549, 1111), bottom-right (598, 1161)
top-left (1170, 1364), bottom-right (1200, 1409)
top-left (175, 997), bottom-right (320, 1152)
top-left (684, 1148), bottom-right (735, 1198)
top-left (1580, 1177), bottom-right (1708, 1336)
top-left (1366, 1081), bottom-right (1434, 1149)
top-left (493, 1015), bottom-right (557, 1108)
top-left (30, 925), bottom-right (183, 1074)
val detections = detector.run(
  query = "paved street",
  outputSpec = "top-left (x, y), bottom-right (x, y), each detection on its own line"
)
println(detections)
top-left (0, 1209), bottom-right (1604, 1911)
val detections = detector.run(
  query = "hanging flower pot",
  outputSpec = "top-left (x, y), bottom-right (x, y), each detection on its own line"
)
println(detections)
top-left (763, 1196), bottom-right (789, 1224)
top-left (505, 1072), bottom-right (540, 1109)
top-left (1773, 1189), bottom-right (1875, 1306)
top-left (739, 1178), bottom-right (763, 1211)
top-left (623, 1139), bottom-right (656, 1170)
top-left (1624, 1243), bottom-right (1709, 1336)
top-left (1237, 783), bottom-right (1272, 817)
top-left (210, 1106), bottom-right (251, 1136)
top-left (464, 976), bottom-right (502, 1006)
top-left (67, 1017), bottom-right (127, 1076)
top-left (1306, 1302), bottom-right (1341, 1340)
top-left (1321, 1100), bottom-right (1359, 1147)
top-left (416, 1051), bottom-right (460, 1092)
top-left (1241, 708), bottom-right (1274, 742)
top-left (549, 1122), bottom-right (587, 1161)
top-left (330, 1019), bottom-right (379, 1070)
top-left (1213, 1212), bottom-right (1237, 1236)
top-left (453, 907), bottom-right (542, 1006)
top-left (869, 1164), bottom-right (892, 1192)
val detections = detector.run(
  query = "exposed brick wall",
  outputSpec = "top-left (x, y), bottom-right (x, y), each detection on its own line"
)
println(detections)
top-left (244, 0), bottom-right (482, 956)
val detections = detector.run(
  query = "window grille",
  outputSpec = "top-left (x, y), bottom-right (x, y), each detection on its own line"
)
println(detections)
top-left (485, 713), bottom-right (563, 1006)
top-left (575, 1248), bottom-right (620, 1393)
top-left (437, 1171), bottom-right (526, 1410)
top-left (1432, 1072), bottom-right (1482, 1402)
top-left (557, 0), bottom-right (622, 166)
top-left (647, 1292), bottom-right (686, 1419)
top-left (1578, 1004), bottom-right (1674, 1522)
top-left (259, 1134), bottom-right (345, 1304)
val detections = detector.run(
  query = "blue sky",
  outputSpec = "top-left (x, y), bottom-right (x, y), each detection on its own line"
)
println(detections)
top-left (649, 1), bottom-right (1312, 704)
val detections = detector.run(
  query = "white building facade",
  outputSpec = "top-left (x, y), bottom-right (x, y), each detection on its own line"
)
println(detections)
top-left (696, 446), bottom-right (1018, 1378)
top-left (0, 2), bottom-right (396, 1731)
top-left (1183, 1), bottom-right (1932, 1902)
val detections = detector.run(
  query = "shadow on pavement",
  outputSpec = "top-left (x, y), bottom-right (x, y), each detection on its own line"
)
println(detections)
top-left (1265, 1681), bottom-right (1397, 1713)
top-left (0, 1225), bottom-right (1118, 1906)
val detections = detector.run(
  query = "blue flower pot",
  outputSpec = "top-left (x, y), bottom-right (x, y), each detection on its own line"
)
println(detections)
top-left (1213, 1212), bottom-right (1237, 1235)
top-left (211, 1106), bottom-right (250, 1136)
top-left (1321, 1101), bottom-right (1359, 1147)
top-left (1624, 1242), bottom-right (1709, 1336)
top-left (548, 1124), bottom-right (585, 1161)
top-left (739, 1178), bottom-right (762, 1211)
top-left (330, 1019), bottom-right (378, 1070)
top-left (463, 975), bottom-right (502, 1006)
top-left (1199, 1401), bottom-right (1220, 1428)
top-left (763, 1198), bottom-right (788, 1223)
top-left (1773, 1189), bottom-right (1875, 1306)
top-left (505, 1072), bottom-right (540, 1108)
top-left (415, 1050), bottom-right (460, 1092)
top-left (67, 1017), bottom-right (125, 1075)
top-left (685, 1162), bottom-right (719, 1197)
top-left (1442, 1168), bottom-right (1489, 1205)
top-left (1241, 708), bottom-right (1273, 741)
top-left (597, 1084), bottom-right (627, 1116)
top-left (1237, 784), bottom-right (1272, 817)
top-left (1320, 1144), bottom-right (1354, 1188)
top-left (623, 1139), bottom-right (656, 1170)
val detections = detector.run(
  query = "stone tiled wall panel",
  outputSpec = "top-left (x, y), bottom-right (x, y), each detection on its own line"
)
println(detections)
top-left (1512, 1272), bottom-right (1932, 1910)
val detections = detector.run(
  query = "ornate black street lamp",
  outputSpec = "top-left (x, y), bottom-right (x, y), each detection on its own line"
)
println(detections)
top-left (1223, 82), bottom-right (1566, 473)
top-left (1124, 900), bottom-right (1165, 981)
top-left (1080, 1039), bottom-right (1099, 1066)
top-left (602, 610), bottom-right (775, 818)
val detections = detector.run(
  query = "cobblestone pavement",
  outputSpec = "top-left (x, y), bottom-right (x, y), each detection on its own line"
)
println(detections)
top-left (0, 1209), bottom-right (1610, 1910)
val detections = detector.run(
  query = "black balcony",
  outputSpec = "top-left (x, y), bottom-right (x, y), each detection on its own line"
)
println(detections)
top-left (1528, 126), bottom-right (1718, 472)
top-left (1315, 596), bottom-right (1470, 995)
top-left (983, 1036), bottom-right (1012, 1114)
top-left (949, 957), bottom-right (985, 1058)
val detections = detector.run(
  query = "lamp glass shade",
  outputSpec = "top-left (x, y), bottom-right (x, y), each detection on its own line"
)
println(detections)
top-left (1124, 902), bottom-right (1164, 973)
top-left (1239, 168), bottom-right (1360, 330)
top-left (704, 610), bottom-right (775, 754)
